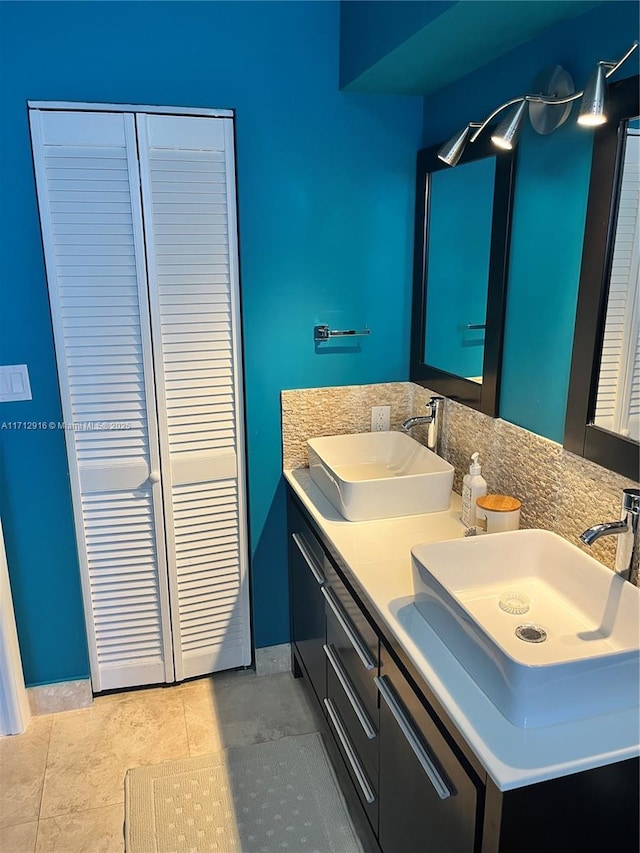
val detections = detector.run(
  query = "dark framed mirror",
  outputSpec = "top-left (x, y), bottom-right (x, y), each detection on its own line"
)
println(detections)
top-left (410, 136), bottom-right (515, 416)
top-left (565, 75), bottom-right (639, 480)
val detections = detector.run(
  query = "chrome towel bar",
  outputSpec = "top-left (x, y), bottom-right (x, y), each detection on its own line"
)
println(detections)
top-left (314, 324), bottom-right (370, 342)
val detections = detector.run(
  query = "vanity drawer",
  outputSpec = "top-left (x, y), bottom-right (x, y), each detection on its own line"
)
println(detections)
top-left (324, 694), bottom-right (379, 833)
top-left (325, 598), bottom-right (379, 724)
top-left (323, 563), bottom-right (379, 707)
top-left (325, 641), bottom-right (379, 831)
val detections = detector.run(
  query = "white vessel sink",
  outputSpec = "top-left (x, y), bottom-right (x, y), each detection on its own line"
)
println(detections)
top-left (307, 431), bottom-right (454, 521)
top-left (411, 529), bottom-right (640, 727)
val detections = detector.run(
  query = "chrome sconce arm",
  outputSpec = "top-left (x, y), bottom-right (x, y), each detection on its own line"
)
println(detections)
top-left (438, 41), bottom-right (638, 166)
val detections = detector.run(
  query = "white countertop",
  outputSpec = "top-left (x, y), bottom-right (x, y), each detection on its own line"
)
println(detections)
top-left (285, 467), bottom-right (640, 792)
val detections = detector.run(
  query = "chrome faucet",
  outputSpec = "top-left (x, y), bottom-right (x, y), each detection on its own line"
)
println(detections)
top-left (580, 488), bottom-right (640, 583)
top-left (402, 396), bottom-right (444, 456)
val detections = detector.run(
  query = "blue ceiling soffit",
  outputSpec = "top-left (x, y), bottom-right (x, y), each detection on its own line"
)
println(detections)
top-left (340, 0), bottom-right (604, 96)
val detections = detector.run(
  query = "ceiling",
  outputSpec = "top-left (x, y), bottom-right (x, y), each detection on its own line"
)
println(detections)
top-left (340, 1), bottom-right (604, 96)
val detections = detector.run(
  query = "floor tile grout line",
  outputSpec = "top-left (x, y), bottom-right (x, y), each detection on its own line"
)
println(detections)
top-left (33, 815), bottom-right (42, 852)
top-left (179, 692), bottom-right (195, 760)
top-left (36, 710), bottom-right (70, 824)
top-left (34, 715), bottom-right (54, 825)
top-left (38, 795), bottom-right (126, 823)
top-left (38, 799), bottom-right (126, 823)
top-left (0, 818), bottom-right (40, 831)
top-left (32, 715), bottom-right (55, 853)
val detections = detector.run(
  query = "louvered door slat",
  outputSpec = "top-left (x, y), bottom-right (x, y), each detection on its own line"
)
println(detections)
top-left (180, 594), bottom-right (239, 615)
top-left (29, 109), bottom-right (174, 691)
top-left (177, 559), bottom-right (240, 578)
top-left (138, 113), bottom-right (250, 679)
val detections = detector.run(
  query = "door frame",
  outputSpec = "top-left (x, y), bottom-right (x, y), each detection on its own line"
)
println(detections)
top-left (0, 517), bottom-right (31, 735)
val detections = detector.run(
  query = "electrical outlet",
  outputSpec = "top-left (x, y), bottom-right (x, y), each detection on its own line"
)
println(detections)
top-left (371, 405), bottom-right (390, 432)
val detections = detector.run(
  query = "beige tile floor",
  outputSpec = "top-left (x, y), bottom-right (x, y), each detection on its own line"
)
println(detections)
top-left (0, 670), bottom-right (319, 853)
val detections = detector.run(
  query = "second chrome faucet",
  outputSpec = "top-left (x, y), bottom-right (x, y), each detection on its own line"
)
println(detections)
top-left (402, 396), bottom-right (444, 456)
top-left (580, 488), bottom-right (640, 583)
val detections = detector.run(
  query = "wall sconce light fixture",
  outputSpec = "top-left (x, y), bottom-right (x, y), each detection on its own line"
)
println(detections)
top-left (438, 41), bottom-right (638, 166)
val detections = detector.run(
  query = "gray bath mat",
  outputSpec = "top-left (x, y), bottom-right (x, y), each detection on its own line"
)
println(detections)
top-left (124, 732), bottom-right (363, 852)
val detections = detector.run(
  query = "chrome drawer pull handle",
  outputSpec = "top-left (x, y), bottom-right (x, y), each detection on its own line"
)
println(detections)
top-left (321, 586), bottom-right (375, 671)
top-left (324, 698), bottom-right (376, 804)
top-left (291, 532), bottom-right (325, 585)
top-left (323, 644), bottom-right (377, 740)
top-left (375, 676), bottom-right (452, 800)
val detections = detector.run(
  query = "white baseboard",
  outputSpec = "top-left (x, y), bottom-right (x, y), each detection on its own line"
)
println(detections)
top-left (28, 679), bottom-right (93, 715)
top-left (254, 643), bottom-right (291, 677)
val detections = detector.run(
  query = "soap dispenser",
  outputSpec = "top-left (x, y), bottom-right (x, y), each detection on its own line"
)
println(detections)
top-left (461, 452), bottom-right (487, 528)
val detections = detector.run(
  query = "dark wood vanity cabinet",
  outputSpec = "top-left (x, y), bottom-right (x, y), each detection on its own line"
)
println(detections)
top-left (287, 489), bottom-right (639, 853)
top-left (288, 491), bottom-right (479, 849)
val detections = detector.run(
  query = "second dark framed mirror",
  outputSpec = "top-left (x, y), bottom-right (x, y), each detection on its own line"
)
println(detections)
top-left (564, 75), bottom-right (639, 480)
top-left (410, 135), bottom-right (516, 415)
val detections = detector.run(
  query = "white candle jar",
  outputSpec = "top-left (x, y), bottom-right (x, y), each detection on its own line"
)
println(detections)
top-left (475, 494), bottom-right (521, 534)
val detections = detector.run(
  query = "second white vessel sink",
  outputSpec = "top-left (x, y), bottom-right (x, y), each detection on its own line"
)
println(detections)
top-left (307, 431), bottom-right (454, 521)
top-left (411, 529), bottom-right (640, 727)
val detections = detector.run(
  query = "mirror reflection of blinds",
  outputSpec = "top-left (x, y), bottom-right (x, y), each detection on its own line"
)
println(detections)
top-left (594, 131), bottom-right (640, 442)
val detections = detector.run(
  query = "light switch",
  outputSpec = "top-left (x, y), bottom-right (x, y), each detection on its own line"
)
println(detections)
top-left (0, 365), bottom-right (32, 402)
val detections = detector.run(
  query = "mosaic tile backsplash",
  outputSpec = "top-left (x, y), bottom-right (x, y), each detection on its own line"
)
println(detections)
top-left (281, 382), bottom-right (639, 576)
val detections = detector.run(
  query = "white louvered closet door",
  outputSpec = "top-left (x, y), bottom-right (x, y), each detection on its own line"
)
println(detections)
top-left (136, 114), bottom-right (251, 679)
top-left (29, 110), bottom-right (174, 691)
top-left (30, 106), bottom-right (251, 690)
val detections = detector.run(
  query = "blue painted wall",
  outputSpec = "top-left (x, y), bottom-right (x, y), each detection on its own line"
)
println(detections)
top-left (421, 1), bottom-right (639, 442)
top-left (0, 1), bottom-right (423, 684)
